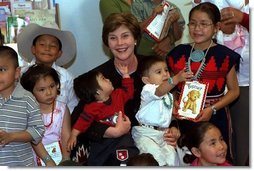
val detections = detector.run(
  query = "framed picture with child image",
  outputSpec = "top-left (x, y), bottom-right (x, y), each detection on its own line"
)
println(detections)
top-left (175, 81), bottom-right (209, 121)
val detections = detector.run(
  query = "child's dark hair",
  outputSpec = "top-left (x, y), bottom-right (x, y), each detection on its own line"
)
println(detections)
top-left (32, 35), bottom-right (62, 50)
top-left (177, 121), bottom-right (217, 164)
top-left (74, 70), bottom-right (101, 104)
top-left (189, 2), bottom-right (221, 25)
top-left (127, 153), bottom-right (159, 166)
top-left (21, 64), bottom-right (60, 93)
top-left (0, 46), bottom-right (19, 68)
top-left (138, 55), bottom-right (166, 78)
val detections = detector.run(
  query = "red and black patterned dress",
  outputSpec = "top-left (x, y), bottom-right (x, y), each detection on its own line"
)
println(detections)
top-left (167, 43), bottom-right (240, 161)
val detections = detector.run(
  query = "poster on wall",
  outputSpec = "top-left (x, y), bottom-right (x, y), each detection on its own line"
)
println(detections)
top-left (2, 0), bottom-right (59, 44)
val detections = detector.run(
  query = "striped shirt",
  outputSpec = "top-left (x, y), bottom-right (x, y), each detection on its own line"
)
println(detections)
top-left (0, 82), bottom-right (45, 166)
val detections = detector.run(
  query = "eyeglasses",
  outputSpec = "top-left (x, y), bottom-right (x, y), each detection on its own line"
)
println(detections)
top-left (187, 22), bottom-right (213, 29)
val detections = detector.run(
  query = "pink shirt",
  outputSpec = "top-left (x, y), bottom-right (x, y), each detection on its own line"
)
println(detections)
top-left (42, 100), bottom-right (66, 145)
top-left (191, 158), bottom-right (232, 166)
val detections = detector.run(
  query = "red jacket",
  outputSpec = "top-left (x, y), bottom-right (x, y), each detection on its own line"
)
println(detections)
top-left (74, 78), bottom-right (134, 132)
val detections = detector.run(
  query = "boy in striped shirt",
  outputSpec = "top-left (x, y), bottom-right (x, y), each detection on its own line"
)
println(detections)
top-left (0, 46), bottom-right (45, 166)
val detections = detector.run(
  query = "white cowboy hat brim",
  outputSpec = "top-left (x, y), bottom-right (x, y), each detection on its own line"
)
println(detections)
top-left (17, 23), bottom-right (76, 66)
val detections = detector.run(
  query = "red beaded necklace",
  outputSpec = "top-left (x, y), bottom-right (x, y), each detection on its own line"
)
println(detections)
top-left (44, 101), bottom-right (55, 128)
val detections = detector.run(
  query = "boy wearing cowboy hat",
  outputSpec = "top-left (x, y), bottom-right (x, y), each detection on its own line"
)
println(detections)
top-left (17, 23), bottom-right (78, 166)
top-left (17, 23), bottom-right (78, 113)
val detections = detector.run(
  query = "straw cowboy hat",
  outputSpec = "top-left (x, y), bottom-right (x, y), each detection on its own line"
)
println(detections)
top-left (17, 23), bottom-right (76, 66)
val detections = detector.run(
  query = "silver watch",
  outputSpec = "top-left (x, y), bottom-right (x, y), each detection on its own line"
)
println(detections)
top-left (211, 105), bottom-right (217, 115)
top-left (42, 154), bottom-right (52, 164)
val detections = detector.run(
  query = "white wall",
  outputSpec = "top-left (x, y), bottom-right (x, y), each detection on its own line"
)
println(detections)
top-left (56, 0), bottom-right (192, 77)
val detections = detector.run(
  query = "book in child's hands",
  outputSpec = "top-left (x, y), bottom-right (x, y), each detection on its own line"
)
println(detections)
top-left (36, 141), bottom-right (62, 166)
top-left (175, 81), bottom-right (209, 121)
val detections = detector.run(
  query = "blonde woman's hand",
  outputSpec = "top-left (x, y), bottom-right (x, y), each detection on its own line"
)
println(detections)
top-left (115, 111), bottom-right (131, 135)
top-left (104, 111), bottom-right (131, 138)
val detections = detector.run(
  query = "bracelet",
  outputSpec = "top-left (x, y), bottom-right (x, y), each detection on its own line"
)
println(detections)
top-left (42, 154), bottom-right (52, 164)
top-left (168, 77), bottom-right (176, 86)
top-left (211, 105), bottom-right (217, 115)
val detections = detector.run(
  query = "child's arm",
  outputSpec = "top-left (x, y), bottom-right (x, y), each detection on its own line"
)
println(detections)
top-left (32, 143), bottom-right (56, 166)
top-left (155, 69), bottom-right (193, 97)
top-left (26, 96), bottom-right (45, 144)
top-left (115, 62), bottom-right (134, 100)
top-left (61, 106), bottom-right (72, 161)
top-left (0, 130), bottom-right (33, 145)
top-left (67, 129), bottom-right (81, 152)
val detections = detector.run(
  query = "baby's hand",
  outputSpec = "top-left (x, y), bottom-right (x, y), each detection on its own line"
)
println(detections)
top-left (67, 135), bottom-right (77, 152)
top-left (174, 68), bottom-right (193, 83)
top-left (115, 62), bottom-right (130, 78)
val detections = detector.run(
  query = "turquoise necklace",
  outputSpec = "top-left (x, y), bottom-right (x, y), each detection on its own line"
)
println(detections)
top-left (162, 93), bottom-right (173, 109)
top-left (187, 40), bottom-right (213, 80)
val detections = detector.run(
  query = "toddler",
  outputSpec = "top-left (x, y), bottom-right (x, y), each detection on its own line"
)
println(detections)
top-left (21, 64), bottom-right (71, 165)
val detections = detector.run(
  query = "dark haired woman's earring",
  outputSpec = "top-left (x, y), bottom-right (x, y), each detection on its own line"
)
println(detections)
top-left (134, 42), bottom-right (137, 46)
